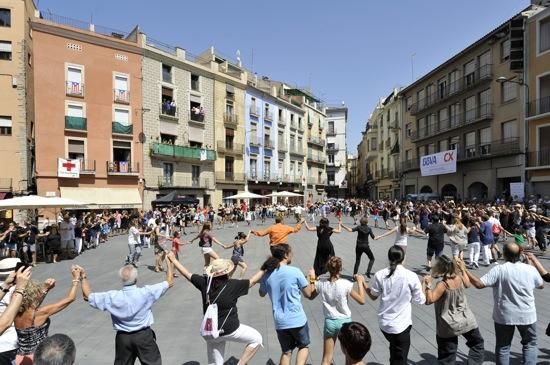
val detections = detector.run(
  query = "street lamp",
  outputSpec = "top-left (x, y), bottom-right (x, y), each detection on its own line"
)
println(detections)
top-left (496, 76), bottom-right (529, 108)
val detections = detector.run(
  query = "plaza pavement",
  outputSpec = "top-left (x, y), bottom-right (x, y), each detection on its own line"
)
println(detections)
top-left (29, 216), bottom-right (550, 364)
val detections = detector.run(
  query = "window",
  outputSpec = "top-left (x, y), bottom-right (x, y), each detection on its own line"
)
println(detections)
top-left (405, 149), bottom-right (412, 161)
top-left (406, 123), bottom-right (412, 138)
top-left (540, 16), bottom-right (550, 53)
top-left (418, 117), bottom-right (426, 137)
top-left (465, 131), bottom-right (476, 158)
top-left (264, 159), bottom-right (271, 179)
top-left (160, 133), bottom-right (176, 144)
top-left (264, 103), bottom-right (271, 119)
top-left (162, 64), bottom-right (172, 83)
top-left (112, 140), bottom-right (132, 165)
top-left (225, 128), bottom-right (234, 149)
top-left (264, 127), bottom-right (271, 147)
top-left (0, 9), bottom-right (10, 27)
top-left (478, 51), bottom-right (491, 78)
top-left (501, 81), bottom-right (518, 103)
top-left (501, 39), bottom-right (511, 61)
top-left (278, 160), bottom-right (284, 176)
top-left (438, 77), bottom-right (447, 99)
top-left (161, 87), bottom-right (176, 116)
top-left (250, 158), bottom-right (257, 178)
top-left (163, 163), bottom-right (173, 185)
top-left (327, 171), bottom-right (335, 184)
top-left (0, 116), bottom-right (12, 135)
top-left (297, 137), bottom-right (303, 150)
top-left (464, 60), bottom-right (476, 87)
top-left (538, 74), bottom-right (550, 114)
top-left (449, 136), bottom-right (459, 153)
top-left (114, 75), bottom-right (129, 103)
top-left (439, 139), bottom-right (448, 152)
top-left (539, 126), bottom-right (550, 151)
top-left (428, 143), bottom-right (436, 155)
top-left (406, 97), bottom-right (412, 110)
top-left (371, 138), bottom-right (377, 151)
top-left (191, 74), bottom-right (200, 91)
top-left (426, 84), bottom-right (434, 104)
top-left (66, 66), bottom-right (83, 96)
top-left (114, 108), bottom-right (130, 126)
top-left (290, 161), bottom-right (295, 177)
top-left (439, 108), bottom-right (449, 129)
top-left (225, 157), bottom-right (234, 178)
top-left (250, 123), bottom-right (258, 145)
top-left (298, 162), bottom-right (303, 176)
top-left (417, 89), bottom-right (425, 109)
top-left (67, 139), bottom-right (85, 160)
top-left (328, 121), bottom-right (334, 134)
top-left (192, 165), bottom-right (200, 186)
top-left (479, 89), bottom-right (491, 106)
top-left (328, 154), bottom-right (335, 164)
top-left (67, 104), bottom-right (84, 117)
top-left (386, 110), bottom-right (390, 122)
top-left (465, 95), bottom-right (476, 122)
top-left (480, 127), bottom-right (491, 155)
top-left (226, 101), bottom-right (234, 116)
top-left (379, 115), bottom-right (383, 128)
top-left (449, 70), bottom-right (460, 94)
top-left (502, 120), bottom-right (518, 141)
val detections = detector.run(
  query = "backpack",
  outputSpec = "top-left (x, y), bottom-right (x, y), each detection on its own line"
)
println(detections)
top-left (200, 277), bottom-right (232, 339)
top-left (492, 223), bottom-right (501, 235)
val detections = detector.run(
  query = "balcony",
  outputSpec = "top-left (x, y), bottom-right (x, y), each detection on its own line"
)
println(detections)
top-left (401, 158), bottom-right (420, 172)
top-left (249, 106), bottom-right (260, 117)
top-left (411, 104), bottom-right (493, 142)
top-left (106, 161), bottom-right (139, 176)
top-left (265, 111), bottom-right (274, 121)
top-left (298, 123), bottom-right (305, 133)
top-left (290, 121), bottom-right (298, 130)
top-left (289, 145), bottom-right (305, 156)
top-left (385, 139), bottom-right (391, 148)
top-left (527, 96), bottom-right (550, 118)
top-left (379, 169), bottom-right (389, 178)
top-left (64, 116), bottom-right (87, 131)
top-left (459, 138), bottom-right (520, 162)
top-left (264, 139), bottom-right (274, 149)
top-left (158, 175), bottom-right (212, 189)
top-left (410, 64), bottom-right (492, 115)
top-left (366, 150), bottom-right (378, 161)
top-left (278, 142), bottom-right (288, 152)
top-left (327, 144), bottom-right (339, 153)
top-left (307, 152), bottom-right (326, 164)
top-left (190, 111), bottom-right (205, 123)
top-left (160, 104), bottom-right (178, 119)
top-left (223, 113), bottom-right (238, 126)
top-left (66, 81), bottom-right (84, 97)
top-left (308, 136), bottom-right (325, 147)
top-left (0, 178), bottom-right (12, 192)
top-left (215, 171), bottom-right (246, 183)
top-left (249, 135), bottom-right (261, 146)
top-left (112, 122), bottom-right (133, 135)
top-left (150, 143), bottom-right (216, 162)
top-left (527, 149), bottom-right (550, 168)
top-left (327, 128), bottom-right (336, 136)
top-left (216, 141), bottom-right (244, 155)
top-left (113, 89), bottom-right (130, 104)
top-left (278, 116), bottom-right (286, 127)
top-left (307, 176), bottom-right (327, 185)
top-left (78, 159), bottom-right (96, 174)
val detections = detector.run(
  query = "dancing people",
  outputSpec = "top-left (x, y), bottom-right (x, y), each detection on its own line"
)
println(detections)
top-left (188, 222), bottom-right (227, 268)
top-left (424, 214), bottom-right (446, 270)
top-left (304, 218), bottom-right (342, 277)
top-left (224, 231), bottom-right (250, 279)
top-left (338, 322), bottom-right (372, 365)
top-left (251, 216), bottom-right (304, 254)
top-left (342, 217), bottom-right (376, 278)
top-left (374, 216), bottom-right (425, 252)
top-left (442, 216), bottom-right (469, 260)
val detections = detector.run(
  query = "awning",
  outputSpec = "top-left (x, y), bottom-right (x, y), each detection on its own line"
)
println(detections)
top-left (60, 187), bottom-right (142, 209)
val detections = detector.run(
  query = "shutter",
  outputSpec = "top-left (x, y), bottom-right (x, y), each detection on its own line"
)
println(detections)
top-left (115, 76), bottom-right (128, 91)
top-left (67, 67), bottom-right (82, 83)
top-left (225, 128), bottom-right (234, 136)
top-left (226, 84), bottom-right (235, 93)
top-left (161, 87), bottom-right (173, 97)
top-left (0, 41), bottom-right (11, 52)
top-left (0, 116), bottom-right (12, 127)
top-left (480, 128), bottom-right (491, 144)
top-left (115, 109), bottom-right (129, 125)
top-left (466, 132), bottom-right (475, 146)
top-left (464, 60), bottom-right (475, 75)
top-left (540, 17), bottom-right (550, 52)
top-left (68, 140), bottom-right (85, 154)
top-left (113, 141), bottom-right (131, 148)
top-left (67, 105), bottom-right (83, 117)
top-left (479, 51), bottom-right (491, 66)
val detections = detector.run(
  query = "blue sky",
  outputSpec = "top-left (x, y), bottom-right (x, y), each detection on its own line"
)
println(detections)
top-left (38, 0), bottom-right (528, 154)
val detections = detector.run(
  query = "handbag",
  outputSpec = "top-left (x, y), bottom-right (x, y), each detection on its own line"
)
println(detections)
top-left (200, 277), bottom-right (232, 339)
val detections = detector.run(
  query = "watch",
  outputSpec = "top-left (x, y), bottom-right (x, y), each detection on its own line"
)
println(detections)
top-left (1, 286), bottom-right (10, 293)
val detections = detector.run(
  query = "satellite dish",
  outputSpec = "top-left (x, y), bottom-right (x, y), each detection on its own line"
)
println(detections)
top-left (138, 132), bottom-right (146, 143)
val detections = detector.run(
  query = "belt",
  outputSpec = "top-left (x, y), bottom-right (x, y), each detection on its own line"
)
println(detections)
top-left (117, 326), bottom-right (151, 335)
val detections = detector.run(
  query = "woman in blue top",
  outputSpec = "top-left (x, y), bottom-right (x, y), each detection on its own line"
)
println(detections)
top-left (479, 215), bottom-right (494, 266)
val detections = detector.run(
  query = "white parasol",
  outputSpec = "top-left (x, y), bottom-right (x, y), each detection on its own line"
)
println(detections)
top-left (223, 192), bottom-right (267, 200)
top-left (0, 195), bottom-right (86, 210)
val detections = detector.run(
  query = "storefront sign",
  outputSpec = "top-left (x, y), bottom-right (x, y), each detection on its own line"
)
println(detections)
top-left (420, 150), bottom-right (457, 177)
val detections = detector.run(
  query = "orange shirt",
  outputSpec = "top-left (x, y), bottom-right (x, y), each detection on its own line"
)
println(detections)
top-left (255, 223), bottom-right (302, 246)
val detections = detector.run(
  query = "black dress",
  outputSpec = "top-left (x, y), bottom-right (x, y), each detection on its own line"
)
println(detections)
top-left (313, 226), bottom-right (335, 277)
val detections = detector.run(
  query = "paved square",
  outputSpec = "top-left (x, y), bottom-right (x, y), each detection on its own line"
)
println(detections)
top-left (28, 216), bottom-right (550, 364)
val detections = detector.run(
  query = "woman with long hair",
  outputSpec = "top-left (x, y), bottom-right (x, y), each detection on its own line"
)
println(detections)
top-left (342, 217), bottom-right (376, 278)
top-left (152, 218), bottom-right (169, 272)
top-left (167, 253), bottom-right (264, 365)
top-left (422, 256), bottom-right (484, 364)
top-left (304, 218), bottom-right (342, 277)
top-left (443, 216), bottom-right (469, 260)
top-left (224, 231), bottom-right (251, 279)
top-left (307, 257), bottom-right (366, 365)
top-left (14, 266), bottom-right (82, 365)
top-left (188, 222), bottom-right (226, 268)
top-left (374, 216), bottom-right (425, 252)
top-left (365, 246), bottom-right (425, 365)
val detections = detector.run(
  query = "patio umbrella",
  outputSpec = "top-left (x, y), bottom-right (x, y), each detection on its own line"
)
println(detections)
top-left (267, 191), bottom-right (303, 198)
top-left (224, 192), bottom-right (267, 200)
top-left (0, 195), bottom-right (86, 210)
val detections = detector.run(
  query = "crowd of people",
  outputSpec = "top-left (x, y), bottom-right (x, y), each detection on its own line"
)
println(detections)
top-left (0, 196), bottom-right (550, 364)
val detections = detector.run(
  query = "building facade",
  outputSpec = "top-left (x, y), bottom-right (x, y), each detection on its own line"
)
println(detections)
top-left (303, 92), bottom-right (327, 201)
top-left (32, 14), bottom-right (143, 209)
top-left (400, 12), bottom-right (526, 201)
top-left (346, 154), bottom-right (357, 197)
top-left (325, 105), bottom-right (348, 198)
top-left (526, 5), bottom-right (550, 196)
top-left (0, 0), bottom-right (36, 211)
top-left (355, 129), bottom-right (369, 198)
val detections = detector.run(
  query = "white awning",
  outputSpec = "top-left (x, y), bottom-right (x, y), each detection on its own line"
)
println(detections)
top-left (60, 187), bottom-right (142, 209)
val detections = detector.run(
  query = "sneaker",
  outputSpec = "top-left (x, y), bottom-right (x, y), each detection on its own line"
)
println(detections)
top-left (474, 262), bottom-right (479, 269)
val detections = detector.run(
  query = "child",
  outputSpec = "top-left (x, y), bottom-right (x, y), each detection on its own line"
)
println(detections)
top-left (245, 211), bottom-right (252, 226)
top-left (225, 231), bottom-right (250, 278)
top-left (338, 322), bottom-right (372, 365)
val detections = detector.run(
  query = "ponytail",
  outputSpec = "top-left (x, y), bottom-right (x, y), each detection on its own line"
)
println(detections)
top-left (261, 244), bottom-right (291, 273)
top-left (386, 245), bottom-right (405, 278)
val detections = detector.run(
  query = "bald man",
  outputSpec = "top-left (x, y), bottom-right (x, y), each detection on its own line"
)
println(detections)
top-left (463, 243), bottom-right (543, 365)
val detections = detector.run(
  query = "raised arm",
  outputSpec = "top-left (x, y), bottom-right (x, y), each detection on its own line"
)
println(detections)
top-left (304, 222), bottom-right (316, 232)
top-left (526, 253), bottom-right (550, 281)
top-left (79, 267), bottom-right (91, 301)
top-left (38, 266), bottom-right (80, 317)
top-left (166, 252), bottom-right (192, 281)
top-left (349, 275), bottom-right (366, 304)
top-left (464, 269), bottom-right (486, 289)
top-left (422, 276), bottom-right (447, 305)
top-left (212, 236), bottom-right (226, 248)
top-left (248, 270), bottom-right (265, 288)
top-left (165, 257), bottom-right (174, 288)
top-left (375, 227), bottom-right (397, 240)
top-left (0, 267), bottom-right (31, 335)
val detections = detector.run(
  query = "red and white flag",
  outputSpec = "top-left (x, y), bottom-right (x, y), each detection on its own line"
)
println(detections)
top-left (58, 158), bottom-right (80, 178)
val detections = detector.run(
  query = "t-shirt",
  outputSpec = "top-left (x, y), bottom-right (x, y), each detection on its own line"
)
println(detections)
top-left (480, 262), bottom-right (543, 325)
top-left (479, 221), bottom-right (494, 245)
top-left (199, 232), bottom-right (213, 247)
top-left (59, 221), bottom-right (75, 241)
top-left (191, 275), bottom-right (249, 336)
top-left (315, 278), bottom-right (353, 319)
top-left (260, 265), bottom-right (308, 330)
top-left (26, 225), bottom-right (39, 244)
top-left (425, 223), bottom-right (446, 248)
top-left (128, 226), bottom-right (140, 245)
top-left (352, 225), bottom-right (374, 245)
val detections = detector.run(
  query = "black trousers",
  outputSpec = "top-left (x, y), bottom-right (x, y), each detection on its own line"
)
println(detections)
top-left (354, 244), bottom-right (374, 275)
top-left (0, 349), bottom-right (17, 364)
top-left (382, 325), bottom-right (411, 365)
top-left (436, 327), bottom-right (484, 365)
top-left (115, 327), bottom-right (161, 365)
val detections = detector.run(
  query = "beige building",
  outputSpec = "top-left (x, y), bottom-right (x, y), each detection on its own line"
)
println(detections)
top-left (346, 154), bottom-right (357, 197)
top-left (526, 4), bottom-right (550, 196)
top-left (400, 11), bottom-right (527, 201)
top-left (355, 127), bottom-right (369, 197)
top-left (0, 0), bottom-right (36, 213)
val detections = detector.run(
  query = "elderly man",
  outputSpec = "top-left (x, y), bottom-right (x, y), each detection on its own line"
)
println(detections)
top-left (464, 242), bottom-right (543, 365)
top-left (78, 259), bottom-right (173, 365)
top-left (34, 334), bottom-right (76, 365)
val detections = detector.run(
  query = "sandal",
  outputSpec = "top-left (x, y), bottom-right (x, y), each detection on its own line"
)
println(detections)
top-left (154, 267), bottom-right (160, 273)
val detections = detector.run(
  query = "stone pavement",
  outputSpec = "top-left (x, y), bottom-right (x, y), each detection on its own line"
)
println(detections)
top-left (29, 216), bottom-right (550, 364)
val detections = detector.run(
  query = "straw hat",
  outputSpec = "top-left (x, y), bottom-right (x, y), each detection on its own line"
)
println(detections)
top-left (0, 258), bottom-right (21, 275)
top-left (205, 259), bottom-right (234, 277)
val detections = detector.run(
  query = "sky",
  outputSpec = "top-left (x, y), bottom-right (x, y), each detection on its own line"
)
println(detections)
top-left (38, 0), bottom-right (529, 154)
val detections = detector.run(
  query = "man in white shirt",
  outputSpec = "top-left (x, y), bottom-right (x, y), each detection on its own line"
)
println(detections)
top-left (59, 215), bottom-right (75, 257)
top-left (0, 258), bottom-right (22, 364)
top-left (465, 243), bottom-right (544, 365)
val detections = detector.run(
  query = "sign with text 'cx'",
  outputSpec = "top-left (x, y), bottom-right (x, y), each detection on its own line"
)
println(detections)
top-left (419, 149), bottom-right (457, 177)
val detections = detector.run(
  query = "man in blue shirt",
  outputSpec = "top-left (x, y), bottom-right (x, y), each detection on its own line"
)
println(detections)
top-left (259, 244), bottom-right (314, 365)
top-left (77, 260), bottom-right (173, 365)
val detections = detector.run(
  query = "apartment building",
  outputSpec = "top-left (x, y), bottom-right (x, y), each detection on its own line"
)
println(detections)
top-left (400, 11), bottom-right (527, 201)
top-left (346, 154), bottom-right (357, 197)
top-left (355, 128), bottom-right (369, 198)
top-left (0, 0), bottom-right (36, 212)
top-left (526, 5), bottom-right (550, 195)
top-left (303, 91), bottom-right (327, 201)
top-left (32, 13), bottom-right (143, 209)
top-left (325, 105), bottom-right (348, 198)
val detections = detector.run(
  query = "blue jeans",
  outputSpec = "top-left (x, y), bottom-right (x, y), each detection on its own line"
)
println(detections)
top-left (494, 322), bottom-right (537, 365)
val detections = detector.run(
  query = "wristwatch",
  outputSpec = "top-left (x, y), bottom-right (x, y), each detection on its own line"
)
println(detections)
top-left (1, 286), bottom-right (10, 293)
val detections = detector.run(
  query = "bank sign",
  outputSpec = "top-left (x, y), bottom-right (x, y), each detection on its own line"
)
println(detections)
top-left (420, 149), bottom-right (457, 177)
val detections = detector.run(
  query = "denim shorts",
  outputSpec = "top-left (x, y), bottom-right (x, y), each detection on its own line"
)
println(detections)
top-left (324, 317), bottom-right (351, 337)
top-left (5, 243), bottom-right (16, 251)
top-left (276, 322), bottom-right (310, 353)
